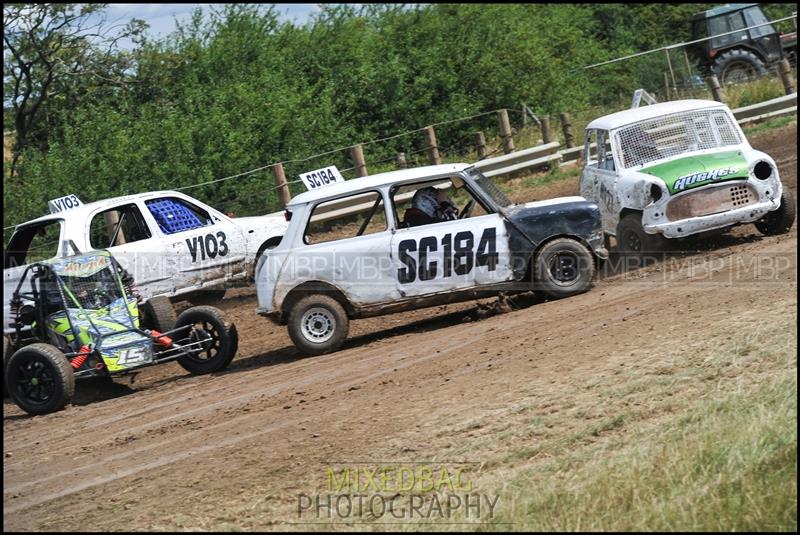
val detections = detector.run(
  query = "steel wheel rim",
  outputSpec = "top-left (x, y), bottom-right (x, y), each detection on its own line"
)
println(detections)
top-left (301, 307), bottom-right (336, 343)
top-left (548, 251), bottom-right (580, 285)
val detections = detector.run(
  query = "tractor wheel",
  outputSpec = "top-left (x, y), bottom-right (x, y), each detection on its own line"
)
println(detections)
top-left (712, 49), bottom-right (767, 84)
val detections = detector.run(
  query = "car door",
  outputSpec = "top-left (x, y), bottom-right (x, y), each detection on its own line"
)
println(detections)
top-left (141, 195), bottom-right (246, 292)
top-left (3, 219), bottom-right (66, 333)
top-left (389, 181), bottom-right (513, 299)
top-left (86, 203), bottom-right (174, 298)
top-left (579, 129), bottom-right (619, 233)
top-left (289, 190), bottom-right (399, 306)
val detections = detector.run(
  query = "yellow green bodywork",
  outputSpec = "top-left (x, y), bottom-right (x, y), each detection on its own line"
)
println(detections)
top-left (44, 251), bottom-right (155, 372)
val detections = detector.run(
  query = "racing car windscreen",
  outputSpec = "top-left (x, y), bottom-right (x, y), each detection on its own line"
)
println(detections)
top-left (614, 109), bottom-right (743, 169)
top-left (468, 170), bottom-right (513, 209)
top-left (59, 266), bottom-right (124, 311)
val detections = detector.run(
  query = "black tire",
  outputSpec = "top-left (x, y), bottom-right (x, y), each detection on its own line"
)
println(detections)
top-left (533, 238), bottom-right (596, 299)
top-left (5, 343), bottom-right (75, 415)
top-left (712, 49), bottom-right (767, 84)
top-left (173, 306), bottom-right (237, 374)
top-left (755, 191), bottom-right (796, 236)
top-left (3, 337), bottom-right (12, 399)
top-left (187, 288), bottom-right (227, 306)
top-left (141, 295), bottom-right (177, 332)
top-left (616, 213), bottom-right (668, 260)
top-left (287, 294), bottom-right (349, 356)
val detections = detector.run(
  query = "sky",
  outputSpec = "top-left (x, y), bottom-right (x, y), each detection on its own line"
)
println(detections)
top-left (104, 3), bottom-right (322, 47)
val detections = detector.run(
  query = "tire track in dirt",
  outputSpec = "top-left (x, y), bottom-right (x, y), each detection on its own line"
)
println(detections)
top-left (3, 122), bottom-right (796, 531)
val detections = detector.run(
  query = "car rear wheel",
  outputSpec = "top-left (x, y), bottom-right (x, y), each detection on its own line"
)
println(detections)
top-left (174, 306), bottom-right (238, 374)
top-left (755, 191), bottom-right (796, 236)
top-left (141, 296), bottom-right (177, 332)
top-left (534, 238), bottom-right (596, 298)
top-left (287, 294), bottom-right (349, 356)
top-left (6, 343), bottom-right (75, 415)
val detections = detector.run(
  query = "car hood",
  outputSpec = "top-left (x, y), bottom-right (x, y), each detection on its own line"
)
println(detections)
top-left (234, 213), bottom-right (287, 230)
top-left (640, 150), bottom-right (749, 194)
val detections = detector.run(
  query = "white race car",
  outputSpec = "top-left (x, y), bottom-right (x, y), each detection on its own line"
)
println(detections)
top-left (256, 163), bottom-right (607, 356)
top-left (579, 99), bottom-right (795, 254)
top-left (4, 190), bottom-right (287, 335)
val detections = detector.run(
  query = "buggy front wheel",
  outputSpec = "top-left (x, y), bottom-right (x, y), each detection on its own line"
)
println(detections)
top-left (174, 306), bottom-right (238, 374)
top-left (6, 343), bottom-right (75, 415)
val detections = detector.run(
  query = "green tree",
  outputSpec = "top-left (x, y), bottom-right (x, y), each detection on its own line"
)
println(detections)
top-left (3, 3), bottom-right (145, 173)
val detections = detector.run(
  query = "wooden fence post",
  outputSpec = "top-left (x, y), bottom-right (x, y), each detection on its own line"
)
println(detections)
top-left (706, 74), bottom-right (726, 103)
top-left (663, 72), bottom-right (671, 101)
top-left (272, 163), bottom-right (291, 208)
top-left (541, 116), bottom-right (552, 145)
top-left (475, 131), bottom-right (487, 159)
top-left (778, 58), bottom-right (795, 95)
top-left (559, 112), bottom-right (575, 149)
top-left (664, 49), bottom-right (678, 96)
top-left (424, 126), bottom-right (441, 165)
top-left (498, 109), bottom-right (515, 154)
top-left (396, 152), bottom-right (407, 169)
top-left (351, 144), bottom-right (368, 177)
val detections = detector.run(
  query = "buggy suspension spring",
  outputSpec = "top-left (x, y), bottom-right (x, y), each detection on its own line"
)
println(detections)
top-left (70, 345), bottom-right (92, 369)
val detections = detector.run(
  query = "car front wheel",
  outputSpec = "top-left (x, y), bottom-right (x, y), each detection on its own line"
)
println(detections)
top-left (755, 191), bottom-right (796, 236)
top-left (533, 238), bottom-right (596, 298)
top-left (616, 213), bottom-right (668, 261)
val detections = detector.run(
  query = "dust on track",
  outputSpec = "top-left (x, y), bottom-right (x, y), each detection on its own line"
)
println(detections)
top-left (3, 123), bottom-right (797, 531)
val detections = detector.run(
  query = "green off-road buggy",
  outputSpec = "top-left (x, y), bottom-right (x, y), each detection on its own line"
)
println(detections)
top-left (4, 250), bottom-right (238, 415)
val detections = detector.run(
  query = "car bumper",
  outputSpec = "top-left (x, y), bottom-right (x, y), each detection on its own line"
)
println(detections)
top-left (588, 232), bottom-right (609, 260)
top-left (644, 199), bottom-right (778, 238)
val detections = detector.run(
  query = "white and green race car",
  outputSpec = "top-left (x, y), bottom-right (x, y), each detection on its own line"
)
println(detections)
top-left (579, 99), bottom-right (795, 254)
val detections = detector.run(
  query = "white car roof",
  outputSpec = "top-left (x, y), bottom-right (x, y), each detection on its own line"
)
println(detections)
top-left (586, 99), bottom-right (730, 131)
top-left (14, 190), bottom-right (195, 229)
top-left (287, 163), bottom-right (472, 207)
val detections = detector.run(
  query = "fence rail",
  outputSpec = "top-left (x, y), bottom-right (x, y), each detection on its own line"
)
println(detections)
top-left (308, 93), bottom-right (797, 222)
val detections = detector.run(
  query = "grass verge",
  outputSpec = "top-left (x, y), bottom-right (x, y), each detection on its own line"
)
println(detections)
top-left (463, 309), bottom-right (797, 531)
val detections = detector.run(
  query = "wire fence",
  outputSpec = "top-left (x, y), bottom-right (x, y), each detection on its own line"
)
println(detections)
top-left (4, 10), bottom-right (798, 234)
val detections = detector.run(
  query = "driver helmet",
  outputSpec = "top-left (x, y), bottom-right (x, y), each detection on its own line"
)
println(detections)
top-left (411, 187), bottom-right (442, 219)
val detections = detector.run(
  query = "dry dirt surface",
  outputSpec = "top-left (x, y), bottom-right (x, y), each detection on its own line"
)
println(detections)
top-left (3, 123), bottom-right (797, 531)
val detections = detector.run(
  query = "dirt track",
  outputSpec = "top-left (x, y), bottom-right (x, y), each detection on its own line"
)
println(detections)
top-left (3, 123), bottom-right (797, 531)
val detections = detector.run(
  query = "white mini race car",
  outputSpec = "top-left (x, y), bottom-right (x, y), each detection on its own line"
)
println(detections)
top-left (256, 163), bottom-right (608, 356)
top-left (579, 99), bottom-right (795, 254)
top-left (4, 190), bottom-right (287, 336)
